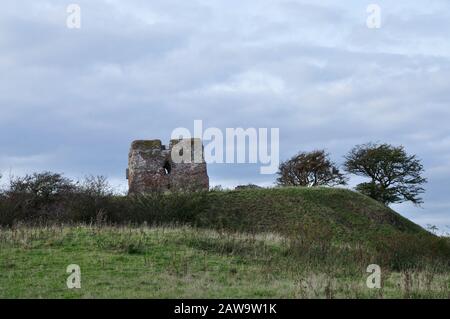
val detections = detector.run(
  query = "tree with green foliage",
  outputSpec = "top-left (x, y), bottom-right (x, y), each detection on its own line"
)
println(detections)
top-left (277, 150), bottom-right (347, 187)
top-left (344, 143), bottom-right (427, 206)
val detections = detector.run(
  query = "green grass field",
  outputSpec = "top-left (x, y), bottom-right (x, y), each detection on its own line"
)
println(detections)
top-left (0, 225), bottom-right (449, 298)
top-left (0, 188), bottom-right (449, 298)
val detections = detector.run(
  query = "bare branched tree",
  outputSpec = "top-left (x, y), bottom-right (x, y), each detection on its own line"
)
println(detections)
top-left (277, 150), bottom-right (347, 187)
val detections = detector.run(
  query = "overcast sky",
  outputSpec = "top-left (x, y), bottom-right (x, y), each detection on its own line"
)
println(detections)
top-left (1, 1), bottom-right (449, 231)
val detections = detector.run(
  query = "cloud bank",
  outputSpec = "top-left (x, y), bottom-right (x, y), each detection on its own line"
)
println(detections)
top-left (1, 0), bottom-right (449, 230)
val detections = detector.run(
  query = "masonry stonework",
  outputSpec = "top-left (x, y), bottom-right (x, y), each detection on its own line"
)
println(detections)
top-left (127, 138), bottom-right (209, 194)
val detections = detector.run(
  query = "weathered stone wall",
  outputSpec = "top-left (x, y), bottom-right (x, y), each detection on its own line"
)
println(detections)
top-left (127, 138), bottom-right (209, 194)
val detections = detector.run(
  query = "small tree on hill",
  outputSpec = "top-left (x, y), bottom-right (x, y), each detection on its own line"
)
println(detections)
top-left (344, 143), bottom-right (427, 206)
top-left (277, 150), bottom-right (347, 187)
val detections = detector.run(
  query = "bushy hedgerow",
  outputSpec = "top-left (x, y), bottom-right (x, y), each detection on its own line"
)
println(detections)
top-left (0, 172), bottom-right (209, 226)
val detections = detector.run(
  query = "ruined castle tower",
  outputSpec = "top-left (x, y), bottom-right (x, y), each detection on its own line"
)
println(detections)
top-left (127, 138), bottom-right (209, 194)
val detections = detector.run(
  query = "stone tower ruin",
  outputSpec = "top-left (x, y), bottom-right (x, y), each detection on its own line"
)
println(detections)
top-left (127, 138), bottom-right (209, 194)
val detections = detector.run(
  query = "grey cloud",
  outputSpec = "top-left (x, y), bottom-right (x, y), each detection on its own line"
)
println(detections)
top-left (0, 0), bottom-right (449, 229)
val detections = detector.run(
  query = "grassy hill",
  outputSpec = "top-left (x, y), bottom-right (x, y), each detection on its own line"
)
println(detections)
top-left (0, 187), bottom-right (449, 298)
top-left (0, 225), bottom-right (448, 298)
top-left (193, 187), bottom-right (427, 240)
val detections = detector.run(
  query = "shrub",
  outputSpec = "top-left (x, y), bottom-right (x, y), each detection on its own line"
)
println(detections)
top-left (1, 172), bottom-right (75, 223)
top-left (0, 171), bottom-right (211, 226)
top-left (0, 172), bottom-right (116, 225)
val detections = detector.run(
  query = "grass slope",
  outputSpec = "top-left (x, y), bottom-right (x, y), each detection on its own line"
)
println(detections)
top-left (0, 187), bottom-right (449, 298)
top-left (196, 187), bottom-right (427, 240)
top-left (0, 226), bottom-right (448, 298)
